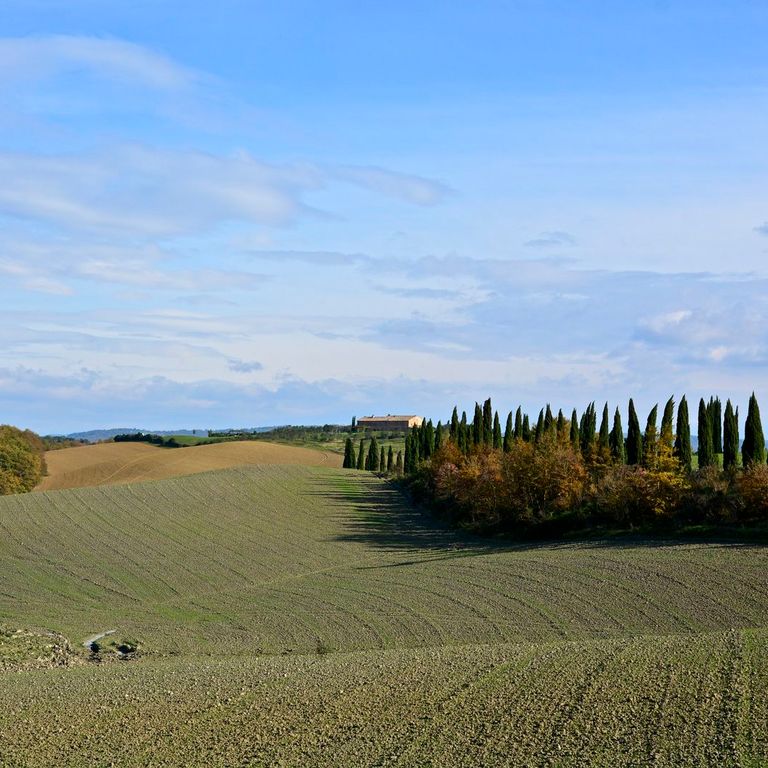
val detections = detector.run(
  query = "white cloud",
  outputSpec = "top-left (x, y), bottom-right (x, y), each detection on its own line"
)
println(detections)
top-left (332, 165), bottom-right (450, 206)
top-left (0, 147), bottom-right (450, 237)
top-left (0, 35), bottom-right (199, 91)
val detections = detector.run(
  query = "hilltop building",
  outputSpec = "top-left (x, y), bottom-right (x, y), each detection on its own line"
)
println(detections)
top-left (357, 415), bottom-right (424, 432)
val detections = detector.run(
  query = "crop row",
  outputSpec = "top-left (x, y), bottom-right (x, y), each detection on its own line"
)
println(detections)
top-left (0, 629), bottom-right (765, 766)
top-left (1, 465), bottom-right (767, 656)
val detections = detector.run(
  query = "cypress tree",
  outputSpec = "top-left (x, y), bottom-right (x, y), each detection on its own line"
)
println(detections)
top-left (697, 398), bottom-right (715, 469)
top-left (343, 437), bottom-right (355, 468)
top-left (674, 396), bottom-right (692, 472)
top-left (434, 421), bottom-right (443, 452)
top-left (460, 411), bottom-right (469, 455)
top-left (556, 409), bottom-right (566, 438)
top-left (544, 404), bottom-right (554, 435)
top-left (449, 407), bottom-right (459, 441)
top-left (492, 412), bottom-right (502, 449)
top-left (742, 392), bottom-right (766, 466)
top-left (395, 450), bottom-right (403, 474)
top-left (570, 408), bottom-right (579, 449)
top-left (472, 403), bottom-right (482, 446)
top-left (503, 412), bottom-right (513, 452)
top-left (534, 408), bottom-right (545, 442)
top-left (367, 436), bottom-right (379, 472)
top-left (387, 445), bottom-right (394, 472)
top-left (522, 414), bottom-right (531, 442)
top-left (642, 404), bottom-right (658, 470)
top-left (660, 396), bottom-right (675, 453)
top-left (379, 449), bottom-right (386, 472)
top-left (357, 439), bottom-right (365, 470)
top-left (723, 400), bottom-right (739, 471)
top-left (482, 398), bottom-right (493, 445)
top-left (514, 407), bottom-right (523, 439)
top-left (422, 420), bottom-right (434, 459)
top-left (580, 402), bottom-right (596, 456)
top-left (712, 397), bottom-right (723, 453)
top-left (610, 407), bottom-right (625, 464)
top-left (598, 403), bottom-right (610, 457)
top-left (626, 399), bottom-right (642, 465)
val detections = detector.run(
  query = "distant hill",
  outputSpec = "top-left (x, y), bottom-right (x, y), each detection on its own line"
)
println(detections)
top-left (64, 427), bottom-right (279, 443)
top-left (64, 428), bottom-right (209, 443)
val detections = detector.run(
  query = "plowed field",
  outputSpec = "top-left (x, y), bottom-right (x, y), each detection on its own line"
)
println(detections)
top-left (2, 465), bottom-right (767, 765)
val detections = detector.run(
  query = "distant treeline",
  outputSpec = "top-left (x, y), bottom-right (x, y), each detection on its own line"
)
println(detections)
top-left (113, 432), bottom-right (186, 448)
top-left (0, 425), bottom-right (47, 495)
top-left (222, 425), bottom-right (349, 443)
top-left (398, 394), bottom-right (768, 536)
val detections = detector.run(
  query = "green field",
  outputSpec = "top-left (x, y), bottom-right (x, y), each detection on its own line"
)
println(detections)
top-left (2, 465), bottom-right (768, 765)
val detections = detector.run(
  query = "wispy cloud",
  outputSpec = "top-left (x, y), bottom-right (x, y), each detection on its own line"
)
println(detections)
top-left (227, 359), bottom-right (263, 373)
top-left (331, 165), bottom-right (451, 206)
top-left (755, 222), bottom-right (768, 237)
top-left (524, 230), bottom-right (577, 248)
top-left (0, 148), bottom-right (450, 237)
top-left (0, 35), bottom-right (199, 90)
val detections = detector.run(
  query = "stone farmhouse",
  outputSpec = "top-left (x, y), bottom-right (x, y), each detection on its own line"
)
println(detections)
top-left (357, 415), bottom-right (424, 432)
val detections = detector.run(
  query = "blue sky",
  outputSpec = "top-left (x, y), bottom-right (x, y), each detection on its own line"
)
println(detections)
top-left (1, 1), bottom-right (767, 433)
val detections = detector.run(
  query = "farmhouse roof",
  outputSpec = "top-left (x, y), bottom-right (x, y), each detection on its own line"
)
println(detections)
top-left (358, 415), bottom-right (421, 422)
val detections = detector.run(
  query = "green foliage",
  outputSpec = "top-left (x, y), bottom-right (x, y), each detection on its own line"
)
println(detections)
top-left (472, 403), bottom-right (483, 446)
top-left (642, 405), bottom-right (658, 470)
top-left (0, 425), bottom-right (45, 495)
top-left (626, 399), bottom-right (643, 466)
top-left (503, 411), bottom-right (513, 453)
top-left (482, 398), bottom-right (493, 445)
top-left (709, 396), bottom-right (723, 454)
top-left (660, 396), bottom-right (675, 455)
top-left (570, 408), bottom-right (580, 449)
top-left (674, 396), bottom-right (692, 472)
top-left (492, 412), bottom-right (502, 450)
top-left (356, 439), bottom-right (365, 470)
top-left (449, 407), bottom-right (459, 441)
top-left (610, 407), bottom-right (625, 464)
top-left (697, 398), bottom-right (715, 469)
top-left (366, 436), bottom-right (380, 471)
top-left (513, 406), bottom-right (523, 440)
top-left (723, 399), bottom-right (739, 471)
top-left (521, 413), bottom-right (531, 442)
top-left (556, 408), bottom-right (566, 439)
top-left (342, 438), bottom-right (355, 469)
top-left (742, 392), bottom-right (766, 467)
top-left (598, 403), bottom-right (610, 457)
top-left (579, 402), bottom-right (596, 457)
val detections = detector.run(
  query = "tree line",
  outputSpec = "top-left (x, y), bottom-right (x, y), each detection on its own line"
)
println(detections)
top-left (394, 394), bottom-right (768, 535)
top-left (342, 435), bottom-right (404, 474)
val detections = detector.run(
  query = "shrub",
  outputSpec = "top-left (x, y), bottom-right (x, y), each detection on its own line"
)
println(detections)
top-left (735, 464), bottom-right (768, 522)
top-left (592, 467), bottom-right (684, 526)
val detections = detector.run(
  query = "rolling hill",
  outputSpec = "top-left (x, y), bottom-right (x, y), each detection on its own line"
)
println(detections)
top-left (35, 439), bottom-right (341, 491)
top-left (2, 464), bottom-right (767, 765)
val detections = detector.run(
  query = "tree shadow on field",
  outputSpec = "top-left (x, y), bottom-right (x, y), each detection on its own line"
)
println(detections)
top-left (305, 472), bottom-right (768, 563)
top-left (307, 473), bottom-right (521, 563)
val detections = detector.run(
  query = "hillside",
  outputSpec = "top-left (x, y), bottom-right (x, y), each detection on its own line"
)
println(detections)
top-left (35, 439), bottom-right (341, 491)
top-left (2, 465), bottom-right (768, 764)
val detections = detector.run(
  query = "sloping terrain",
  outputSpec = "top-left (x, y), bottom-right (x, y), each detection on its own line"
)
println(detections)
top-left (2, 465), bottom-right (767, 765)
top-left (35, 439), bottom-right (340, 490)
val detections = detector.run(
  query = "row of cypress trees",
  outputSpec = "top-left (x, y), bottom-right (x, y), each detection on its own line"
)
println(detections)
top-left (398, 393), bottom-right (766, 474)
top-left (342, 435), bottom-right (403, 474)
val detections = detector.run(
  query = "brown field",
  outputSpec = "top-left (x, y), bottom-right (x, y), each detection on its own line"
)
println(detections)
top-left (35, 440), bottom-right (341, 491)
